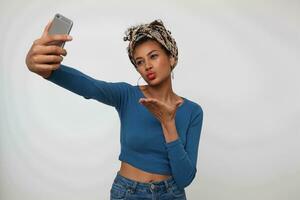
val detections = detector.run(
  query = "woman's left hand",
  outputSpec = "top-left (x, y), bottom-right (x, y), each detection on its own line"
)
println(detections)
top-left (139, 97), bottom-right (183, 123)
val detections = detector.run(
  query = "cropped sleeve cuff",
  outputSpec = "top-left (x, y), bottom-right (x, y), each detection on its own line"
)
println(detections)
top-left (43, 66), bottom-right (63, 81)
top-left (165, 138), bottom-right (187, 161)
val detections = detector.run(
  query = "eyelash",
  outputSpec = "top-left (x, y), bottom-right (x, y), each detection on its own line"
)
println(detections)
top-left (151, 54), bottom-right (158, 58)
top-left (136, 54), bottom-right (158, 66)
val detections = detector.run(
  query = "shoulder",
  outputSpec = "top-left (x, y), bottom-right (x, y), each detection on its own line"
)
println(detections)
top-left (108, 81), bottom-right (134, 89)
top-left (182, 97), bottom-right (204, 117)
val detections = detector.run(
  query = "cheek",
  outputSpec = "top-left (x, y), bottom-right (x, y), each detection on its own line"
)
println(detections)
top-left (158, 59), bottom-right (171, 72)
top-left (155, 56), bottom-right (167, 66)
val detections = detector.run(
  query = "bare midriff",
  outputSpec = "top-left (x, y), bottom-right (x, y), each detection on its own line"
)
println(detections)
top-left (119, 161), bottom-right (171, 183)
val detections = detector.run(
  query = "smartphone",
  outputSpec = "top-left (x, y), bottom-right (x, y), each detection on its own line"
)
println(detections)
top-left (48, 13), bottom-right (73, 48)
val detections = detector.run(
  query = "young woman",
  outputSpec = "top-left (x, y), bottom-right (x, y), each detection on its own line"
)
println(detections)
top-left (26, 19), bottom-right (204, 200)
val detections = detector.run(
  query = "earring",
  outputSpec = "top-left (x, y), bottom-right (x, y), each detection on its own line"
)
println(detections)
top-left (170, 65), bottom-right (174, 80)
top-left (137, 76), bottom-right (143, 86)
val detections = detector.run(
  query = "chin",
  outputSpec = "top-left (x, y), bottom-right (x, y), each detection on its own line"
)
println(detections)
top-left (147, 80), bottom-right (162, 87)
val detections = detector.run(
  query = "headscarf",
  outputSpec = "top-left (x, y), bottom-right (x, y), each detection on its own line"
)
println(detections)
top-left (123, 19), bottom-right (178, 70)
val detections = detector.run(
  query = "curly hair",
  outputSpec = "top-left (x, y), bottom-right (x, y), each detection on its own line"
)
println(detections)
top-left (123, 19), bottom-right (178, 70)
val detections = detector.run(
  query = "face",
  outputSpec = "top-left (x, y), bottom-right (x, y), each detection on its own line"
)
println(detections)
top-left (133, 40), bottom-right (175, 86)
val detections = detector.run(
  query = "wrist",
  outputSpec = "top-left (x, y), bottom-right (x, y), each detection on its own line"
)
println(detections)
top-left (161, 118), bottom-right (175, 127)
top-left (165, 133), bottom-right (179, 143)
top-left (40, 70), bottom-right (53, 79)
top-left (161, 119), bottom-right (178, 143)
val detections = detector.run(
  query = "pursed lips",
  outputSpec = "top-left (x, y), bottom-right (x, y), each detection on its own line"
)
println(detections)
top-left (146, 72), bottom-right (156, 79)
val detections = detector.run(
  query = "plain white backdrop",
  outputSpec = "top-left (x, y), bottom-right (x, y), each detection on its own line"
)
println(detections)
top-left (0, 0), bottom-right (299, 199)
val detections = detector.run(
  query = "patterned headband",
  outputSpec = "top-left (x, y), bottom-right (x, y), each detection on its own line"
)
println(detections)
top-left (123, 19), bottom-right (178, 70)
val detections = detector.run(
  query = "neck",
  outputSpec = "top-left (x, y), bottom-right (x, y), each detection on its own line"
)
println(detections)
top-left (145, 76), bottom-right (176, 103)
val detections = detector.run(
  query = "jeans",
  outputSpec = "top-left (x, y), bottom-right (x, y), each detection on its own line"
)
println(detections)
top-left (110, 171), bottom-right (187, 200)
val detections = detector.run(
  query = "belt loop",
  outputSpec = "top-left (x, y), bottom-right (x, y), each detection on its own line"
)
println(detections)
top-left (163, 180), bottom-right (170, 192)
top-left (128, 181), bottom-right (137, 194)
top-left (132, 181), bottom-right (138, 191)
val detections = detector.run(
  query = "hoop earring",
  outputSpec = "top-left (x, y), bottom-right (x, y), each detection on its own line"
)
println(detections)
top-left (137, 76), bottom-right (143, 86)
top-left (170, 65), bottom-right (174, 80)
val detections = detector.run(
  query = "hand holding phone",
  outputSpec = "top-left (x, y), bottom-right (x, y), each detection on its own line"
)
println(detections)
top-left (47, 13), bottom-right (73, 48)
top-left (25, 13), bottom-right (73, 78)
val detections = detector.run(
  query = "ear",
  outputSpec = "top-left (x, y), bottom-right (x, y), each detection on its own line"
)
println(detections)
top-left (169, 56), bottom-right (175, 69)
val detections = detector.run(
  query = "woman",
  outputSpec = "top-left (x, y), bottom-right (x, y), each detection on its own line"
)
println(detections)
top-left (25, 19), bottom-right (203, 200)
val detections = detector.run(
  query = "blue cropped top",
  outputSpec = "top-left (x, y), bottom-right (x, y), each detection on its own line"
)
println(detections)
top-left (44, 64), bottom-right (204, 189)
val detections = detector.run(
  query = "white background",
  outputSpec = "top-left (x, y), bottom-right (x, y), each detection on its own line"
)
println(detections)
top-left (0, 0), bottom-right (299, 199)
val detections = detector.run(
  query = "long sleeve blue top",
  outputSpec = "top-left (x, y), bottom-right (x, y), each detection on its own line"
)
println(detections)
top-left (44, 64), bottom-right (204, 189)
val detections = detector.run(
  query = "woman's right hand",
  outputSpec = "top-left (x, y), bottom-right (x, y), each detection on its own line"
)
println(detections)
top-left (25, 20), bottom-right (73, 78)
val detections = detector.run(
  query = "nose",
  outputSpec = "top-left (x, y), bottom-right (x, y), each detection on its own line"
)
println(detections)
top-left (144, 60), bottom-right (153, 71)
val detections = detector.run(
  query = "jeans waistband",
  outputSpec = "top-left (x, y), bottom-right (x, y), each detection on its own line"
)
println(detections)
top-left (114, 171), bottom-right (176, 193)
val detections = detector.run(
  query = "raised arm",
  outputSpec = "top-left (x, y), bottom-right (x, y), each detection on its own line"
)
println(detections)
top-left (25, 20), bottom-right (72, 79)
top-left (44, 64), bottom-right (130, 110)
top-left (25, 20), bottom-right (130, 110)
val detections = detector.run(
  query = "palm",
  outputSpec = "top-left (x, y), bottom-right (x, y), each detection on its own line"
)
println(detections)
top-left (139, 98), bottom-right (183, 123)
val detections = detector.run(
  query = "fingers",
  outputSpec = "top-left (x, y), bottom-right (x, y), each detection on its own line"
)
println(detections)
top-left (42, 20), bottom-right (53, 37)
top-left (139, 98), bottom-right (146, 104)
top-left (33, 63), bottom-right (61, 73)
top-left (31, 45), bottom-right (67, 56)
top-left (139, 98), bottom-right (161, 112)
top-left (36, 34), bottom-right (73, 46)
top-left (29, 63), bottom-right (60, 74)
top-left (32, 54), bottom-right (63, 65)
top-left (35, 20), bottom-right (73, 46)
top-left (139, 98), bottom-right (182, 111)
top-left (139, 98), bottom-right (157, 104)
top-left (26, 20), bottom-right (71, 75)
top-left (175, 100), bottom-right (183, 108)
top-left (35, 20), bottom-right (72, 50)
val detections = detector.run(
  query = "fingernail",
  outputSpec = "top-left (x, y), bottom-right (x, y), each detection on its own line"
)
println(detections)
top-left (68, 35), bottom-right (73, 40)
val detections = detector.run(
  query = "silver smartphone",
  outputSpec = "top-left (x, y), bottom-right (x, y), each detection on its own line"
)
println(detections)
top-left (48, 13), bottom-right (73, 48)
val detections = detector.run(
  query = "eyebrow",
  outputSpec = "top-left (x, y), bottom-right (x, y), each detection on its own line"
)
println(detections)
top-left (134, 50), bottom-right (159, 61)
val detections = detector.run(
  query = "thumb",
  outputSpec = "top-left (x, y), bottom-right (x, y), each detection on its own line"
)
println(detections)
top-left (42, 20), bottom-right (53, 37)
top-left (175, 100), bottom-right (183, 109)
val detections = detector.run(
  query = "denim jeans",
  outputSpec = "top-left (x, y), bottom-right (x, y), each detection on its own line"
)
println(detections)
top-left (110, 171), bottom-right (187, 200)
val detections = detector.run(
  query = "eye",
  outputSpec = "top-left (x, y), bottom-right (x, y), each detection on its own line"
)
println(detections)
top-left (136, 60), bottom-right (143, 66)
top-left (150, 54), bottom-right (158, 59)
